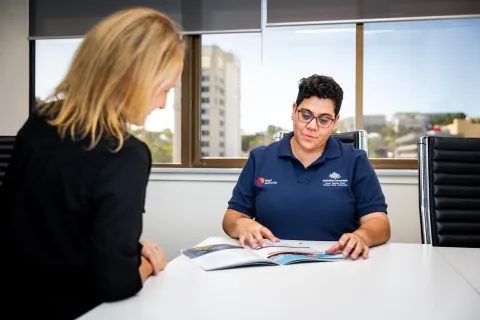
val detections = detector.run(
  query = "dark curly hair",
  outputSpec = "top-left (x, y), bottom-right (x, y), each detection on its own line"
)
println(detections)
top-left (295, 75), bottom-right (343, 116)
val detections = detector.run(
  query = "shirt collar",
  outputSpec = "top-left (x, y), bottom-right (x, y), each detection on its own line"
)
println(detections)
top-left (277, 131), bottom-right (342, 163)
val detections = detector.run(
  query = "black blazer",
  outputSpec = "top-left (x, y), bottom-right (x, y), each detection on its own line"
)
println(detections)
top-left (1, 110), bottom-right (152, 319)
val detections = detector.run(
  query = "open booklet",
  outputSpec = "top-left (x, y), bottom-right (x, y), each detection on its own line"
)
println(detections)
top-left (180, 237), bottom-right (346, 271)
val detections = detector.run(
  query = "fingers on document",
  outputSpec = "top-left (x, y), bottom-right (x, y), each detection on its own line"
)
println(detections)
top-left (239, 233), bottom-right (256, 249)
top-left (325, 234), bottom-right (369, 259)
top-left (260, 227), bottom-right (279, 243)
top-left (338, 233), bottom-right (350, 247)
top-left (343, 236), bottom-right (358, 257)
top-left (326, 234), bottom-right (349, 253)
top-left (362, 246), bottom-right (369, 259)
top-left (351, 242), bottom-right (364, 260)
top-left (239, 227), bottom-right (279, 249)
top-left (246, 233), bottom-right (258, 249)
top-left (239, 235), bottom-right (246, 248)
top-left (253, 232), bottom-right (267, 248)
top-left (325, 243), bottom-right (340, 254)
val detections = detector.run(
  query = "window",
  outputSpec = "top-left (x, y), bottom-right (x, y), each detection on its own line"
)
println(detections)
top-left (200, 25), bottom-right (356, 159)
top-left (364, 18), bottom-right (480, 158)
top-left (32, 16), bottom-right (480, 170)
top-left (263, 24), bottom-right (356, 139)
top-left (35, 39), bottom-right (181, 164)
top-left (200, 33), bottom-right (259, 158)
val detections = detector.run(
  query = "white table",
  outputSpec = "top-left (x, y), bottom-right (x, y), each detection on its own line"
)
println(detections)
top-left (80, 238), bottom-right (480, 320)
top-left (435, 246), bottom-right (480, 295)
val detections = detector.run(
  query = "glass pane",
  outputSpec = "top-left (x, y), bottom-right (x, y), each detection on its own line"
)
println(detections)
top-left (201, 33), bottom-right (261, 157)
top-left (263, 24), bottom-right (356, 139)
top-left (201, 25), bottom-right (356, 157)
top-left (364, 18), bottom-right (480, 159)
top-left (35, 39), bottom-right (180, 164)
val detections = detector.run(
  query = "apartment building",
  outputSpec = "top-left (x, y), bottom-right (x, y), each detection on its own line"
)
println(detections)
top-left (173, 45), bottom-right (241, 161)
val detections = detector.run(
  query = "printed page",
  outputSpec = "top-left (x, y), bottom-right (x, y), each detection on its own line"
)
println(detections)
top-left (250, 240), bottom-right (346, 264)
top-left (252, 240), bottom-right (323, 259)
top-left (267, 252), bottom-right (346, 265)
top-left (181, 244), bottom-right (275, 271)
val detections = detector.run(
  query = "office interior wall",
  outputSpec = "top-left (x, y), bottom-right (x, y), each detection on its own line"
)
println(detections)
top-left (0, 0), bottom-right (29, 135)
top-left (142, 170), bottom-right (421, 261)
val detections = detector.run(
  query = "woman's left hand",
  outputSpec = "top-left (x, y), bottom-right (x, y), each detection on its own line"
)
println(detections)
top-left (325, 233), bottom-right (369, 260)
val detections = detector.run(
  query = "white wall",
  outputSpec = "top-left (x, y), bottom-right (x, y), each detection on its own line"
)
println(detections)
top-left (0, 0), bottom-right (29, 135)
top-left (142, 169), bottom-right (421, 261)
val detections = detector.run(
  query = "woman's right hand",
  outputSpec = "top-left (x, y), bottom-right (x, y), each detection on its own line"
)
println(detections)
top-left (235, 218), bottom-right (279, 249)
top-left (140, 239), bottom-right (167, 275)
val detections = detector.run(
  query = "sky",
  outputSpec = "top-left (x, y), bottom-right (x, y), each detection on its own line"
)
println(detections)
top-left (36, 18), bottom-right (480, 134)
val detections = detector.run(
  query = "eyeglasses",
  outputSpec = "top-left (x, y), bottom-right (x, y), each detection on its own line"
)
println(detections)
top-left (297, 109), bottom-right (335, 128)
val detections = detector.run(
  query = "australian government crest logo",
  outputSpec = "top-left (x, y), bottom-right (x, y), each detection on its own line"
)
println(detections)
top-left (323, 172), bottom-right (348, 187)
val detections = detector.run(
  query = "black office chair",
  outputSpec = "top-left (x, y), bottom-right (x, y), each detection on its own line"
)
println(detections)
top-left (418, 136), bottom-right (480, 248)
top-left (0, 136), bottom-right (15, 186)
top-left (275, 130), bottom-right (368, 152)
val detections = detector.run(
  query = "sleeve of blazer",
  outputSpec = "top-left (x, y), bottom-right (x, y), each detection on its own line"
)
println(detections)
top-left (90, 140), bottom-right (151, 302)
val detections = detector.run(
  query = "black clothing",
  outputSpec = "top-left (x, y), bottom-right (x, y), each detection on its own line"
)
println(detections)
top-left (1, 109), bottom-right (151, 319)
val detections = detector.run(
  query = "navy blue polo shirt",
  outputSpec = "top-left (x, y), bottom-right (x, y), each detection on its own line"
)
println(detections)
top-left (227, 132), bottom-right (387, 241)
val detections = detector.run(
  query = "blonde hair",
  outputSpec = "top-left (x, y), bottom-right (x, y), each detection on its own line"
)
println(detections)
top-left (38, 7), bottom-right (185, 151)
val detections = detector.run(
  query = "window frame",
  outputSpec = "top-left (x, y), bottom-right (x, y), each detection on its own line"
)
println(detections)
top-left (185, 25), bottom-right (418, 169)
top-left (37, 21), bottom-right (480, 170)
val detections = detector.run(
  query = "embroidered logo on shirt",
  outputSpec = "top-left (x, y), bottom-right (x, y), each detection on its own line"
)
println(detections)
top-left (256, 177), bottom-right (278, 185)
top-left (323, 172), bottom-right (348, 187)
top-left (329, 172), bottom-right (341, 180)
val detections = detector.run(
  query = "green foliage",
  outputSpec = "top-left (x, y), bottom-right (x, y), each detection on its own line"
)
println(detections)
top-left (266, 125), bottom-right (284, 137)
top-left (430, 113), bottom-right (467, 126)
top-left (242, 134), bottom-right (258, 151)
top-left (131, 127), bottom-right (173, 163)
top-left (241, 125), bottom-right (287, 152)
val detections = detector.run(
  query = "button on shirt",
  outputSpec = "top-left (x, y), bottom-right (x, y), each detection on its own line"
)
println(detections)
top-left (227, 131), bottom-right (388, 241)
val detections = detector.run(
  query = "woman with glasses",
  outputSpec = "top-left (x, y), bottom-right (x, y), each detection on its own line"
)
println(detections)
top-left (222, 75), bottom-right (390, 261)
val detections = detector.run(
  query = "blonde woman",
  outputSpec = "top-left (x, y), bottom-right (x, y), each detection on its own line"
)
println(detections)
top-left (0, 7), bottom-right (184, 319)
